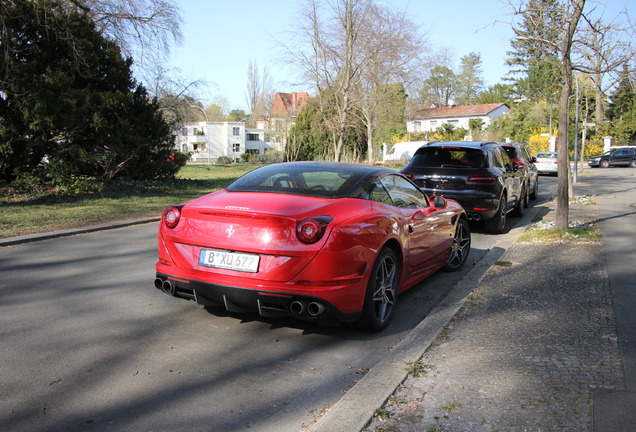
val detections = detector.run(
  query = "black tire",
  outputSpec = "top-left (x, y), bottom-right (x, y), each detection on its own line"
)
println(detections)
top-left (511, 186), bottom-right (525, 217)
top-left (485, 196), bottom-right (507, 234)
top-left (443, 219), bottom-right (471, 272)
top-left (601, 160), bottom-right (610, 168)
top-left (630, 159), bottom-right (636, 168)
top-left (357, 248), bottom-right (399, 332)
top-left (529, 177), bottom-right (538, 200)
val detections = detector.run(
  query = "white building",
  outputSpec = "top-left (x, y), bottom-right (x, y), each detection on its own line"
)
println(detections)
top-left (407, 103), bottom-right (510, 134)
top-left (174, 121), bottom-right (275, 163)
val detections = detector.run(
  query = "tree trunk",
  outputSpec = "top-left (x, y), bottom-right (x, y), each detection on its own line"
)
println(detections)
top-left (556, 79), bottom-right (571, 230)
top-left (555, 0), bottom-right (586, 230)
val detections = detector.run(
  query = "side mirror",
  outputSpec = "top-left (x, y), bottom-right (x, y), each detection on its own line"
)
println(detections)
top-left (531, 156), bottom-right (537, 163)
top-left (512, 161), bottom-right (520, 172)
top-left (430, 195), bottom-right (447, 210)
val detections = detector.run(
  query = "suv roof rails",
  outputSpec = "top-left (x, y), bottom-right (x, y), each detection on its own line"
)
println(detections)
top-left (480, 141), bottom-right (497, 146)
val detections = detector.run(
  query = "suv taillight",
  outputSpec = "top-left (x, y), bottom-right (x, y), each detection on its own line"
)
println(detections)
top-left (466, 175), bottom-right (497, 184)
top-left (402, 172), bottom-right (414, 180)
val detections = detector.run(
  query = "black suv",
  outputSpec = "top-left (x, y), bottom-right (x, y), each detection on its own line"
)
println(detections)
top-left (588, 147), bottom-right (636, 168)
top-left (499, 142), bottom-right (538, 202)
top-left (401, 141), bottom-right (524, 234)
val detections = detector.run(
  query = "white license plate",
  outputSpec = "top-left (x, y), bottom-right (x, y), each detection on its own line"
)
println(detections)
top-left (198, 249), bottom-right (260, 273)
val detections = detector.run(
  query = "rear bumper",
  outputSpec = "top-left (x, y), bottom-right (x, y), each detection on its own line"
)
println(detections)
top-left (154, 271), bottom-right (362, 324)
top-left (422, 189), bottom-right (498, 220)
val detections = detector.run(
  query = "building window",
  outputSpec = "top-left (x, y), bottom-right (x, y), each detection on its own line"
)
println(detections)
top-left (247, 133), bottom-right (259, 141)
top-left (413, 121), bottom-right (421, 132)
top-left (233, 143), bottom-right (241, 152)
top-left (232, 127), bottom-right (240, 136)
top-left (181, 128), bottom-right (187, 136)
top-left (246, 149), bottom-right (259, 155)
top-left (430, 121), bottom-right (437, 128)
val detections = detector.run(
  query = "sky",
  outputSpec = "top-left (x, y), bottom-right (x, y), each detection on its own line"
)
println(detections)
top-left (165, 0), bottom-right (634, 112)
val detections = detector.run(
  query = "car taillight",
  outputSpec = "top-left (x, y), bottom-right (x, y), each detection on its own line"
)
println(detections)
top-left (296, 217), bottom-right (333, 244)
top-left (402, 172), bottom-right (414, 180)
top-left (466, 175), bottom-right (497, 184)
top-left (163, 206), bottom-right (182, 229)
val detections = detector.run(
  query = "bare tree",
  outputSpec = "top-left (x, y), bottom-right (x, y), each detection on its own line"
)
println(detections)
top-left (245, 59), bottom-right (275, 125)
top-left (576, 14), bottom-right (635, 123)
top-left (283, 0), bottom-right (372, 162)
top-left (354, 3), bottom-right (426, 162)
top-left (78, 0), bottom-right (182, 60)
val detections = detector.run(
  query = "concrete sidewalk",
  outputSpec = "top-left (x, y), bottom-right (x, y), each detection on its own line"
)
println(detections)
top-left (360, 175), bottom-right (634, 432)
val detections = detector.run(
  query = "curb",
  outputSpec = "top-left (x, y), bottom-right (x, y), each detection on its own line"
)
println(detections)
top-left (304, 204), bottom-right (543, 432)
top-left (0, 216), bottom-right (160, 247)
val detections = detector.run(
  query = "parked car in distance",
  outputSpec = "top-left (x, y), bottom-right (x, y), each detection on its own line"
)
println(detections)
top-left (588, 147), bottom-right (636, 168)
top-left (155, 162), bottom-right (471, 332)
top-left (534, 152), bottom-right (559, 175)
top-left (401, 141), bottom-right (524, 234)
top-left (383, 140), bottom-right (439, 162)
top-left (500, 142), bottom-right (539, 202)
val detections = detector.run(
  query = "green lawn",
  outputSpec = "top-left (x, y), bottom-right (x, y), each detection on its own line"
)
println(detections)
top-left (0, 164), bottom-right (260, 239)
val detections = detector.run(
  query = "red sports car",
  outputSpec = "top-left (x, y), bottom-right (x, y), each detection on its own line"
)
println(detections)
top-left (155, 162), bottom-right (470, 331)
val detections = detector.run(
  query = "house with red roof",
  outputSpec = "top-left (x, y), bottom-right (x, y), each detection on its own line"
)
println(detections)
top-left (264, 92), bottom-right (310, 153)
top-left (270, 92), bottom-right (310, 118)
top-left (407, 103), bottom-right (509, 134)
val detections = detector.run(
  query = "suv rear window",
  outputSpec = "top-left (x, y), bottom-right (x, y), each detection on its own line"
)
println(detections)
top-left (410, 148), bottom-right (486, 169)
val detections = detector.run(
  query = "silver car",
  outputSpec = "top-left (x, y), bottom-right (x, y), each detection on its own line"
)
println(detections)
top-left (534, 152), bottom-right (558, 175)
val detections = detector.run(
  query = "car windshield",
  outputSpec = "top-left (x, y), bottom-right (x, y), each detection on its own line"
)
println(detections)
top-left (410, 148), bottom-right (486, 169)
top-left (537, 152), bottom-right (557, 158)
top-left (226, 163), bottom-right (372, 198)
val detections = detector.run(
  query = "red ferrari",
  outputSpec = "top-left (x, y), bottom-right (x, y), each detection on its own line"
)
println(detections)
top-left (155, 162), bottom-right (470, 331)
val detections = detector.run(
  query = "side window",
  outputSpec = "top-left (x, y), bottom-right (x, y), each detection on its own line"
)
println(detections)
top-left (490, 149), bottom-right (505, 168)
top-left (369, 182), bottom-right (394, 205)
top-left (380, 175), bottom-right (428, 208)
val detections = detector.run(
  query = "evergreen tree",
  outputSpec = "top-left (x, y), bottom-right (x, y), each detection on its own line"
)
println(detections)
top-left (608, 63), bottom-right (636, 143)
top-left (506, 0), bottom-right (563, 102)
top-left (0, 0), bottom-right (183, 184)
top-left (476, 83), bottom-right (516, 105)
top-left (421, 66), bottom-right (457, 107)
top-left (374, 83), bottom-right (407, 148)
top-left (455, 53), bottom-right (485, 105)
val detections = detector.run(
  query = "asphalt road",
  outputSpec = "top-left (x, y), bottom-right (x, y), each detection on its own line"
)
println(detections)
top-left (0, 176), bottom-right (557, 432)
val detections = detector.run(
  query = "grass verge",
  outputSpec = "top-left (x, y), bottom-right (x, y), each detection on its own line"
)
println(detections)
top-left (518, 195), bottom-right (601, 243)
top-left (0, 164), bottom-right (259, 239)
